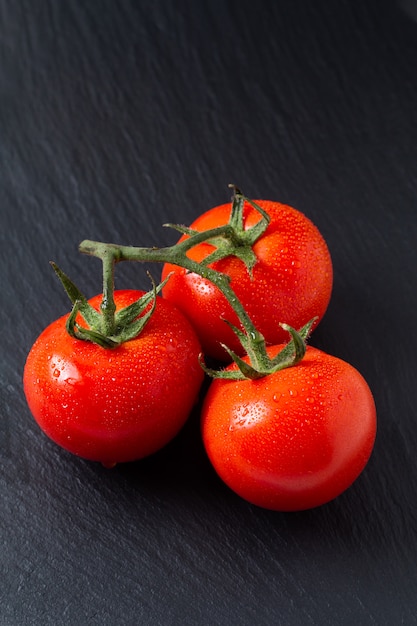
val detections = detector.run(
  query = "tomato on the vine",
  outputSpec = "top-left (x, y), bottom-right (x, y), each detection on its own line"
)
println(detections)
top-left (161, 199), bottom-right (333, 360)
top-left (24, 290), bottom-right (204, 466)
top-left (201, 345), bottom-right (376, 511)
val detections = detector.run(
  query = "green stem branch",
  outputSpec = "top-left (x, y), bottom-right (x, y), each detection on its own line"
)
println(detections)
top-left (100, 249), bottom-right (117, 336)
top-left (79, 227), bottom-right (267, 371)
top-left (76, 191), bottom-right (313, 379)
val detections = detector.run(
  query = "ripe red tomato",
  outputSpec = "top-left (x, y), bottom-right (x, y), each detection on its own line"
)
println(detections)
top-left (161, 200), bottom-right (333, 360)
top-left (201, 345), bottom-right (376, 511)
top-left (23, 290), bottom-right (204, 466)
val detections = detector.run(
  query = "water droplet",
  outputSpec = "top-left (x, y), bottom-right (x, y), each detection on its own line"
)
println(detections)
top-left (230, 401), bottom-right (267, 430)
top-left (53, 369), bottom-right (60, 378)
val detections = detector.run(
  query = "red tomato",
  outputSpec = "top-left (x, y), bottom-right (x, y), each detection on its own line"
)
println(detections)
top-left (161, 200), bottom-right (333, 360)
top-left (23, 290), bottom-right (204, 466)
top-left (201, 345), bottom-right (376, 511)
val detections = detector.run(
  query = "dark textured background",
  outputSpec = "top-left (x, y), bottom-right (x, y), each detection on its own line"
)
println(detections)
top-left (2, 1), bottom-right (417, 624)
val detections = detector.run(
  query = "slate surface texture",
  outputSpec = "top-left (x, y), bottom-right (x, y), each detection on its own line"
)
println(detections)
top-left (2, 1), bottom-right (417, 624)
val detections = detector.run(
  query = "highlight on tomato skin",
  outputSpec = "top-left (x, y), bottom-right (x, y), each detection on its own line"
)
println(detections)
top-left (201, 345), bottom-right (377, 512)
top-left (23, 290), bottom-right (204, 467)
top-left (161, 199), bottom-right (333, 361)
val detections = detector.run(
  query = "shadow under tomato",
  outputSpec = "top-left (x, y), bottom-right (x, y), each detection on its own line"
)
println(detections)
top-left (112, 374), bottom-right (215, 488)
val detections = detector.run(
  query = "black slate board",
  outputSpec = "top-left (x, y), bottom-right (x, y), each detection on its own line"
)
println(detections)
top-left (2, 1), bottom-right (417, 624)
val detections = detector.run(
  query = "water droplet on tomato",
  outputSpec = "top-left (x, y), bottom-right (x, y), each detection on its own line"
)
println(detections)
top-left (229, 401), bottom-right (267, 430)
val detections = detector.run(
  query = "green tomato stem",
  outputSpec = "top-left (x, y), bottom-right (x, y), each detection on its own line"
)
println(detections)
top-left (100, 248), bottom-right (117, 336)
top-left (77, 189), bottom-right (314, 378)
top-left (79, 226), bottom-right (267, 372)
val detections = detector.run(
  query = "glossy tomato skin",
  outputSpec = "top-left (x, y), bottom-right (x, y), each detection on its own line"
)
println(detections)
top-left (201, 346), bottom-right (376, 511)
top-left (23, 290), bottom-right (204, 465)
top-left (161, 200), bottom-right (333, 360)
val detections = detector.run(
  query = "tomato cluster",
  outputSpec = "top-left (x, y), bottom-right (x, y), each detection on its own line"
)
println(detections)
top-left (23, 191), bottom-right (377, 511)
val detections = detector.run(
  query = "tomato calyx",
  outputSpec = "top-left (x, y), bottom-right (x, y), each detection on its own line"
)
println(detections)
top-left (200, 318), bottom-right (316, 380)
top-left (164, 185), bottom-right (271, 275)
top-left (51, 262), bottom-right (168, 349)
